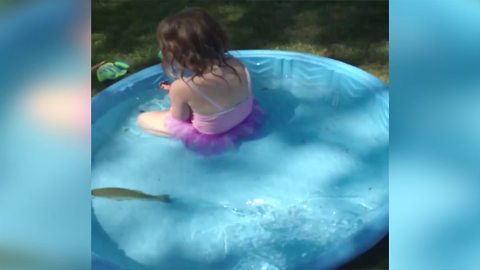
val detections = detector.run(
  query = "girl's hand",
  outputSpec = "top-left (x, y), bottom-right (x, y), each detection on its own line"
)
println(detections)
top-left (159, 81), bottom-right (171, 91)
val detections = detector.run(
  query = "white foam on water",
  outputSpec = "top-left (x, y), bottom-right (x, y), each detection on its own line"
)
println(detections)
top-left (92, 76), bottom-right (388, 269)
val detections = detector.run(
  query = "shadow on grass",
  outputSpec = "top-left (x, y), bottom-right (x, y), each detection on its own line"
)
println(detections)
top-left (92, 0), bottom-right (388, 94)
top-left (221, 1), bottom-right (388, 65)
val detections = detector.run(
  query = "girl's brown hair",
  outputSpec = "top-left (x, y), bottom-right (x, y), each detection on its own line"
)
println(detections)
top-left (157, 7), bottom-right (239, 81)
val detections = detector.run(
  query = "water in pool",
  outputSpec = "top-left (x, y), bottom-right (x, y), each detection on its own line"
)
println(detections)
top-left (92, 72), bottom-right (388, 270)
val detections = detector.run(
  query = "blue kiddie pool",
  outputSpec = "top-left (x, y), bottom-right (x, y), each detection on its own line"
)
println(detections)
top-left (92, 50), bottom-right (389, 270)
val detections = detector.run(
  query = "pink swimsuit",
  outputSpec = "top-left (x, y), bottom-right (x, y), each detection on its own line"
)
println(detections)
top-left (164, 66), bottom-right (263, 154)
top-left (190, 67), bottom-right (253, 134)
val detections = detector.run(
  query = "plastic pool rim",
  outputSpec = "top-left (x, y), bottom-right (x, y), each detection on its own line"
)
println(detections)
top-left (92, 49), bottom-right (388, 270)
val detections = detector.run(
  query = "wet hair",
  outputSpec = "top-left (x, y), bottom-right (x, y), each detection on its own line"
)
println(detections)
top-left (157, 7), bottom-right (240, 82)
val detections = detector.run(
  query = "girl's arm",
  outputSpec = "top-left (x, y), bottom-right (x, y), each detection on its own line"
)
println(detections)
top-left (168, 80), bottom-right (191, 121)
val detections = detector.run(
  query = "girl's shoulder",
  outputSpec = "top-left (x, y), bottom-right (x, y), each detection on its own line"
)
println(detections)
top-left (169, 78), bottom-right (192, 98)
top-left (226, 57), bottom-right (246, 70)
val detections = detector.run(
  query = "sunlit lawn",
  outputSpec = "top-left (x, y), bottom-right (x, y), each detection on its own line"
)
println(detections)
top-left (92, 0), bottom-right (388, 95)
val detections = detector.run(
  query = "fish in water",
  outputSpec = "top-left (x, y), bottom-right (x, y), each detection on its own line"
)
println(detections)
top-left (91, 187), bottom-right (170, 202)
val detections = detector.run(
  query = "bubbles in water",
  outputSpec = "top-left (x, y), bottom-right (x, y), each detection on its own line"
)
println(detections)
top-left (138, 96), bottom-right (170, 112)
top-left (92, 72), bottom-right (388, 269)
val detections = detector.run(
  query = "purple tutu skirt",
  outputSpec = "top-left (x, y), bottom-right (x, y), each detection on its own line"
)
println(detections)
top-left (165, 100), bottom-right (264, 155)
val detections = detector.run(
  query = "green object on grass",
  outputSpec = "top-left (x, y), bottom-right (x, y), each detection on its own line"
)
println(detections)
top-left (96, 61), bottom-right (129, 82)
top-left (114, 60), bottom-right (130, 69)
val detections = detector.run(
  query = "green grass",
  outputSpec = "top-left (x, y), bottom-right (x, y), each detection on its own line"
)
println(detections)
top-left (92, 0), bottom-right (388, 95)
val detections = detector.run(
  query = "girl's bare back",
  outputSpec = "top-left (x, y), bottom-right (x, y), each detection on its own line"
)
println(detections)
top-left (180, 58), bottom-right (250, 115)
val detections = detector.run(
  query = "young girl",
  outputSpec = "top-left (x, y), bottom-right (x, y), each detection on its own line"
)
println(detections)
top-left (137, 8), bottom-right (262, 154)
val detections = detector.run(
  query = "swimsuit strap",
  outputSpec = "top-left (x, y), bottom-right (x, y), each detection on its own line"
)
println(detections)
top-left (184, 65), bottom-right (252, 110)
top-left (185, 79), bottom-right (224, 111)
top-left (244, 66), bottom-right (252, 94)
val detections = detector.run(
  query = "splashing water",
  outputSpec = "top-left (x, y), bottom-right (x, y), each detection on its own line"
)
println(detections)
top-left (92, 63), bottom-right (388, 269)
